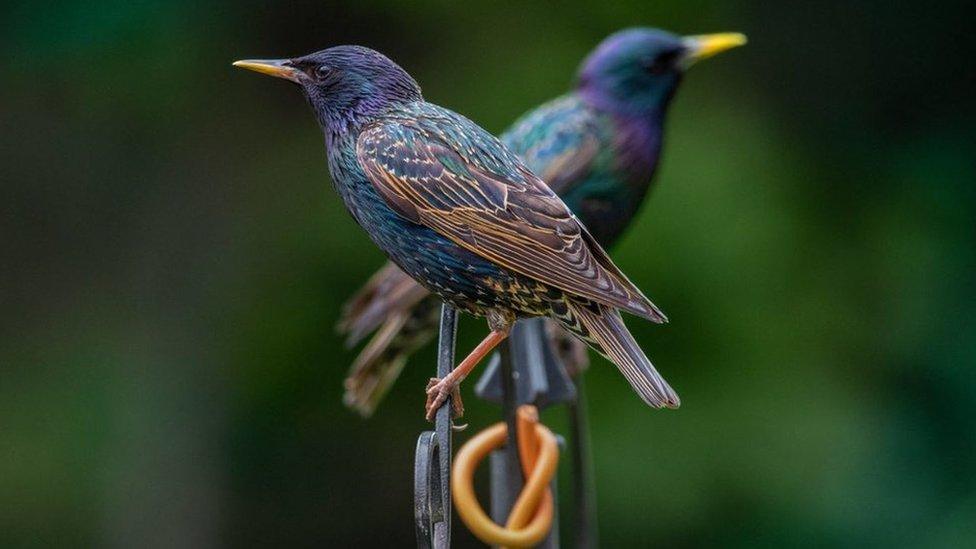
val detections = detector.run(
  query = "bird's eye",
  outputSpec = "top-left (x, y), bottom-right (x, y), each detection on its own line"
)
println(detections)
top-left (643, 51), bottom-right (678, 75)
top-left (643, 57), bottom-right (669, 75)
top-left (314, 65), bottom-right (333, 81)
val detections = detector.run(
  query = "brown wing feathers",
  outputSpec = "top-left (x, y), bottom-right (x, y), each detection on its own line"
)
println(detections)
top-left (357, 121), bottom-right (665, 322)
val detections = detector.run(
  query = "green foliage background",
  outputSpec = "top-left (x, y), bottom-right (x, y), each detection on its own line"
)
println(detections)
top-left (2, 1), bottom-right (974, 547)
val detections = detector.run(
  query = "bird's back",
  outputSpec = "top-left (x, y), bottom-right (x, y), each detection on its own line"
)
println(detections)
top-left (379, 101), bottom-right (534, 183)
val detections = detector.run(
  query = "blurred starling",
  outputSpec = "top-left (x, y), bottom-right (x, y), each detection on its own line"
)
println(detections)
top-left (336, 29), bottom-right (746, 416)
top-left (232, 41), bottom-right (737, 419)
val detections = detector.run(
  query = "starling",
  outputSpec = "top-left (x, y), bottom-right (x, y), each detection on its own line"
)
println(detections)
top-left (232, 43), bottom-right (726, 420)
top-left (336, 29), bottom-right (746, 416)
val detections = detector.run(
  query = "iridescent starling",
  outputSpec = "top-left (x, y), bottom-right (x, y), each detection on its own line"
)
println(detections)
top-left (232, 42), bottom-right (737, 420)
top-left (336, 29), bottom-right (746, 416)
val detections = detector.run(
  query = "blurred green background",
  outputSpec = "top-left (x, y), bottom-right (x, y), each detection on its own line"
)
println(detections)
top-left (2, 1), bottom-right (974, 547)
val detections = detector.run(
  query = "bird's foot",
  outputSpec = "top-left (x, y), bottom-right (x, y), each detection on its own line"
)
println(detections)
top-left (425, 377), bottom-right (464, 422)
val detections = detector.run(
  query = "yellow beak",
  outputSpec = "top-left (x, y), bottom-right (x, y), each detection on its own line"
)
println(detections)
top-left (682, 33), bottom-right (748, 65)
top-left (232, 59), bottom-right (301, 82)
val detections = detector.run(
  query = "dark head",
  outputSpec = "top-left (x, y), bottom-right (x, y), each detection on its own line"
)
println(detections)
top-left (233, 46), bottom-right (422, 131)
top-left (577, 28), bottom-right (746, 114)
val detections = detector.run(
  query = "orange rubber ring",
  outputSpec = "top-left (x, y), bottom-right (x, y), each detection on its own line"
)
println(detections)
top-left (452, 406), bottom-right (559, 548)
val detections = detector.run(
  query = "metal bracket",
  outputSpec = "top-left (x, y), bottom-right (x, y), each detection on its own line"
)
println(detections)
top-left (474, 318), bottom-right (576, 409)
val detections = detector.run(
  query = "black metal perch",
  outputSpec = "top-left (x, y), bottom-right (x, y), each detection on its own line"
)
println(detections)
top-left (414, 309), bottom-right (599, 548)
top-left (414, 304), bottom-right (457, 549)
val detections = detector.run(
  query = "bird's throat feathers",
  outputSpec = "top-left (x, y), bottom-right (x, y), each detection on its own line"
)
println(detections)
top-left (578, 76), bottom-right (679, 119)
top-left (575, 54), bottom-right (675, 179)
top-left (308, 88), bottom-right (420, 138)
top-left (611, 111), bottom-right (665, 187)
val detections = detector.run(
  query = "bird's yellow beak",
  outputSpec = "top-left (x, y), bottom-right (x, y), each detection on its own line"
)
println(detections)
top-left (232, 59), bottom-right (301, 83)
top-left (682, 33), bottom-right (747, 66)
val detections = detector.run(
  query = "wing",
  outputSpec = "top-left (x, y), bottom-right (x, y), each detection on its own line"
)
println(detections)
top-left (501, 95), bottom-right (601, 196)
top-left (356, 111), bottom-right (665, 322)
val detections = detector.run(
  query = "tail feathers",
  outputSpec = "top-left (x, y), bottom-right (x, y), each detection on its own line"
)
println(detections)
top-left (343, 316), bottom-right (409, 417)
top-left (563, 300), bottom-right (679, 409)
top-left (337, 262), bottom-right (430, 348)
top-left (342, 298), bottom-right (440, 417)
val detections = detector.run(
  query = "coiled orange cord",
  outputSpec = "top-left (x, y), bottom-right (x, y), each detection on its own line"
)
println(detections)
top-left (452, 405), bottom-right (559, 548)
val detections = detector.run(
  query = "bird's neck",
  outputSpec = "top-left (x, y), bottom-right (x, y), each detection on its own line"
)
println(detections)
top-left (313, 89), bottom-right (413, 140)
top-left (321, 102), bottom-right (394, 176)
top-left (611, 109), bottom-right (666, 184)
top-left (578, 91), bottom-right (668, 187)
top-left (320, 108), bottom-right (371, 143)
top-left (324, 124), bottom-right (363, 192)
top-left (578, 82), bottom-right (673, 118)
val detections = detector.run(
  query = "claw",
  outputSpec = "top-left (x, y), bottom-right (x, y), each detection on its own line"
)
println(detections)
top-left (424, 378), bottom-right (447, 421)
top-left (422, 323), bottom-right (512, 421)
top-left (425, 392), bottom-right (446, 421)
top-left (424, 376), bottom-right (464, 422)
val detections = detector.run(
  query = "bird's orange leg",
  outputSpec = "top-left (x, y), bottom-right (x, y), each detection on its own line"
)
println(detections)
top-left (425, 327), bottom-right (510, 421)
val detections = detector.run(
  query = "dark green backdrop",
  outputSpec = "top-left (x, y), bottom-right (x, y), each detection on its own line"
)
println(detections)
top-left (2, 1), bottom-right (974, 547)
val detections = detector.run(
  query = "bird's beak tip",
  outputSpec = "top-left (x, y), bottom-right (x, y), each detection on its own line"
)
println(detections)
top-left (682, 32), bottom-right (748, 65)
top-left (232, 59), bottom-right (301, 82)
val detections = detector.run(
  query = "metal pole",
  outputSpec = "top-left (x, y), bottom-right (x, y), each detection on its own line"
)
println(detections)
top-left (489, 342), bottom-right (525, 521)
top-left (568, 375), bottom-right (598, 548)
top-left (414, 304), bottom-right (457, 549)
top-left (487, 322), bottom-right (559, 548)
